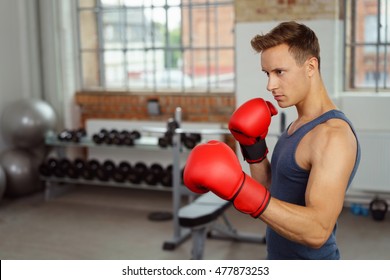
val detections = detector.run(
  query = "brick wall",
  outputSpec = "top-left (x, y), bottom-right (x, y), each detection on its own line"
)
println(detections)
top-left (75, 91), bottom-right (236, 148)
top-left (75, 92), bottom-right (235, 125)
top-left (235, 0), bottom-right (340, 22)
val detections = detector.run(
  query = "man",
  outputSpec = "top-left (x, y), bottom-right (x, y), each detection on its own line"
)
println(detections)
top-left (183, 21), bottom-right (361, 259)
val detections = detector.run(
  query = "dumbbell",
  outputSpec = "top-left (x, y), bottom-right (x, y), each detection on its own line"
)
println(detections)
top-left (92, 130), bottom-right (106, 145)
top-left (63, 158), bottom-right (79, 179)
top-left (144, 163), bottom-right (164, 186)
top-left (47, 158), bottom-right (67, 178)
top-left (87, 159), bottom-right (102, 180)
top-left (112, 161), bottom-right (132, 182)
top-left (370, 198), bottom-right (388, 221)
top-left (129, 162), bottom-right (148, 184)
top-left (104, 129), bottom-right (120, 145)
top-left (92, 129), bottom-right (112, 145)
top-left (57, 128), bottom-right (86, 143)
top-left (181, 133), bottom-right (202, 149)
top-left (73, 158), bottom-right (94, 180)
top-left (160, 164), bottom-right (173, 187)
top-left (39, 160), bottom-right (52, 177)
top-left (95, 160), bottom-right (116, 181)
top-left (110, 161), bottom-right (127, 183)
top-left (158, 118), bottom-right (179, 148)
top-left (57, 130), bottom-right (74, 142)
top-left (119, 130), bottom-right (142, 146)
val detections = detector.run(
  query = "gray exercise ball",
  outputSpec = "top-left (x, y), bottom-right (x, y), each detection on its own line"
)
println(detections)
top-left (0, 165), bottom-right (6, 200)
top-left (1, 98), bottom-right (57, 149)
top-left (0, 148), bottom-right (42, 197)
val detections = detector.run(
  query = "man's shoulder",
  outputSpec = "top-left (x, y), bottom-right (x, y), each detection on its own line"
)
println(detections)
top-left (308, 118), bottom-right (357, 156)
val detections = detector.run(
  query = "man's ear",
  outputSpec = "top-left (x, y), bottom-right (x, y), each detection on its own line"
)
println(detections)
top-left (306, 57), bottom-right (318, 77)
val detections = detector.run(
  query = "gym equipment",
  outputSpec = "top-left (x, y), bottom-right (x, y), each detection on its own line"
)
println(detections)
top-left (129, 162), bottom-right (148, 184)
top-left (144, 163), bottom-right (164, 185)
top-left (57, 128), bottom-right (86, 143)
top-left (93, 161), bottom-right (109, 182)
top-left (179, 192), bottom-right (265, 259)
top-left (1, 98), bottom-right (57, 149)
top-left (158, 118), bottom-right (179, 148)
top-left (350, 203), bottom-right (369, 216)
top-left (158, 118), bottom-right (201, 149)
top-left (63, 159), bottom-right (79, 179)
top-left (370, 198), bottom-right (388, 221)
top-left (102, 160), bottom-right (116, 179)
top-left (92, 129), bottom-right (141, 146)
top-left (0, 148), bottom-right (41, 197)
top-left (0, 165), bottom-right (7, 200)
top-left (161, 165), bottom-right (173, 187)
top-left (181, 133), bottom-right (202, 149)
top-left (112, 161), bottom-right (131, 183)
top-left (92, 131), bottom-right (106, 145)
top-left (87, 159), bottom-right (101, 179)
top-left (39, 160), bottom-right (52, 177)
top-left (74, 158), bottom-right (94, 180)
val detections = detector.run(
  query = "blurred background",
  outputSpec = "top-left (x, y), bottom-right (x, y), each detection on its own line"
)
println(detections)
top-left (0, 0), bottom-right (389, 260)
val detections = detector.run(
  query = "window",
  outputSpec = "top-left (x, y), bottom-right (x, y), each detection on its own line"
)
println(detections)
top-left (344, 0), bottom-right (390, 91)
top-left (77, 0), bottom-right (235, 93)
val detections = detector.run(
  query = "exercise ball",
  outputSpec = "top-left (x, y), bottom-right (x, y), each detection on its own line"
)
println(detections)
top-left (0, 165), bottom-right (6, 200)
top-left (1, 98), bottom-right (57, 149)
top-left (0, 148), bottom-right (42, 197)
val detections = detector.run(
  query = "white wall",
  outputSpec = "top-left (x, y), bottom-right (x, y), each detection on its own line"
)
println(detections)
top-left (0, 0), bottom-right (42, 151)
top-left (0, 0), bottom-right (81, 153)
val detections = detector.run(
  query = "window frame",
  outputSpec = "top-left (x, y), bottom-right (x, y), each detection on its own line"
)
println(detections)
top-left (344, 0), bottom-right (390, 92)
top-left (76, 0), bottom-right (235, 94)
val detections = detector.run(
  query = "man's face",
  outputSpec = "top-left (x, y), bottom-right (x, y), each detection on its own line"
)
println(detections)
top-left (261, 44), bottom-right (310, 108)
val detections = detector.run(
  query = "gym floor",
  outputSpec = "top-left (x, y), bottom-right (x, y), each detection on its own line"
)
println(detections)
top-left (0, 184), bottom-right (389, 260)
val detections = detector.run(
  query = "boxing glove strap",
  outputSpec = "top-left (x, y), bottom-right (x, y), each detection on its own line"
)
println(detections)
top-left (240, 139), bottom-right (268, 163)
top-left (231, 172), bottom-right (271, 218)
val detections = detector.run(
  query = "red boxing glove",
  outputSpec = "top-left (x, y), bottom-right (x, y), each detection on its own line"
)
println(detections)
top-left (183, 140), bottom-right (270, 218)
top-left (229, 98), bottom-right (277, 163)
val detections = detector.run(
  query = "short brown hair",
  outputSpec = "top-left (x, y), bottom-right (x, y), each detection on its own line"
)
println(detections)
top-left (251, 21), bottom-right (321, 69)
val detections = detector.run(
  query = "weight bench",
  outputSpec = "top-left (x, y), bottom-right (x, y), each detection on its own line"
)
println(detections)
top-left (178, 192), bottom-right (266, 259)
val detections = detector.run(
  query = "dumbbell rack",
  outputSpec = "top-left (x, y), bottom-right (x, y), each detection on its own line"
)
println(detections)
top-left (42, 134), bottom-right (176, 198)
top-left (41, 107), bottom-right (231, 252)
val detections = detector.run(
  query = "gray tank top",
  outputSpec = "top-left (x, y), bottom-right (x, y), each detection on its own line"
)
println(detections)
top-left (266, 110), bottom-right (361, 259)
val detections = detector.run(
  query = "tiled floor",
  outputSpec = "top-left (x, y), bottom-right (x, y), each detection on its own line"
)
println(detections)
top-left (0, 184), bottom-right (389, 260)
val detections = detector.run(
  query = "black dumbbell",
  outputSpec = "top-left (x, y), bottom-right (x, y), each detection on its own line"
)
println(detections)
top-left (74, 158), bottom-right (93, 180)
top-left (181, 133), bottom-right (201, 149)
top-left (160, 164), bottom-right (173, 187)
top-left (103, 130), bottom-right (120, 145)
top-left (64, 159), bottom-right (79, 179)
top-left (92, 132), bottom-right (106, 144)
top-left (74, 128), bottom-right (87, 141)
top-left (87, 159), bottom-right (101, 180)
top-left (144, 163), bottom-right (164, 185)
top-left (100, 160), bottom-right (121, 182)
top-left (130, 130), bottom-right (141, 140)
top-left (55, 158), bottom-right (71, 178)
top-left (129, 162), bottom-right (148, 184)
top-left (158, 118), bottom-right (179, 148)
top-left (112, 161), bottom-right (132, 182)
top-left (39, 161), bottom-right (52, 177)
top-left (57, 129), bottom-right (74, 142)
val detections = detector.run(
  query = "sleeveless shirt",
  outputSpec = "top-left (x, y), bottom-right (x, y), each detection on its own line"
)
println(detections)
top-left (266, 110), bottom-right (361, 260)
